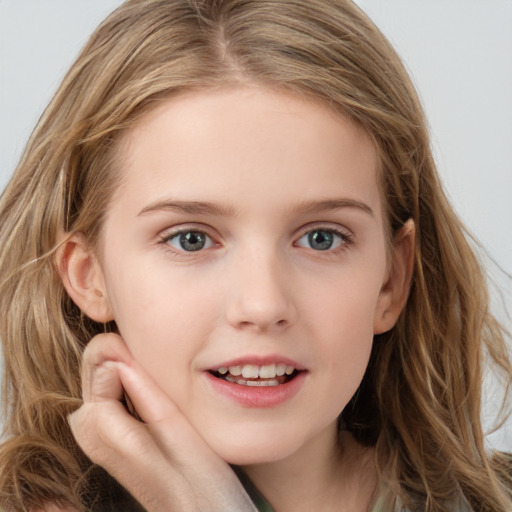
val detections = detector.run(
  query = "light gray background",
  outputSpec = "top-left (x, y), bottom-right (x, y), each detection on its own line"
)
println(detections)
top-left (0, 1), bottom-right (511, 449)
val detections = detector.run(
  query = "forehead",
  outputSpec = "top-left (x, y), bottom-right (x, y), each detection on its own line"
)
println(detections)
top-left (110, 86), bottom-right (381, 219)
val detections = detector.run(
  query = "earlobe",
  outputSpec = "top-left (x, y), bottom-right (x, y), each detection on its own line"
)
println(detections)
top-left (56, 234), bottom-right (114, 323)
top-left (374, 219), bottom-right (415, 334)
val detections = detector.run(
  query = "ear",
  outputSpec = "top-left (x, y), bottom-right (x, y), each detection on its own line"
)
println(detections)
top-left (374, 219), bottom-right (415, 334)
top-left (56, 234), bottom-right (114, 323)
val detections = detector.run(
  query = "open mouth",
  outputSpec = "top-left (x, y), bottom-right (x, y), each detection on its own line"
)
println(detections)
top-left (209, 363), bottom-right (301, 387)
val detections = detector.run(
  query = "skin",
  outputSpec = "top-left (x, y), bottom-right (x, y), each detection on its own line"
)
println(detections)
top-left (61, 86), bottom-right (414, 511)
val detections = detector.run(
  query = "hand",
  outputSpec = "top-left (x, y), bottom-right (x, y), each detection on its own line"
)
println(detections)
top-left (69, 333), bottom-right (257, 512)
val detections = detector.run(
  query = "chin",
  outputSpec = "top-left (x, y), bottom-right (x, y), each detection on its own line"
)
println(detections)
top-left (205, 428), bottom-right (304, 466)
top-left (222, 448), bottom-right (294, 466)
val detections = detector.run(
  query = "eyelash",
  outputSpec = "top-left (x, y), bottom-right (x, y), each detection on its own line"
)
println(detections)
top-left (158, 227), bottom-right (216, 254)
top-left (157, 225), bottom-right (354, 255)
top-left (295, 225), bottom-right (353, 254)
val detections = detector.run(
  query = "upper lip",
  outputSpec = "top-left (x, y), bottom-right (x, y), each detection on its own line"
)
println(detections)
top-left (206, 355), bottom-right (307, 371)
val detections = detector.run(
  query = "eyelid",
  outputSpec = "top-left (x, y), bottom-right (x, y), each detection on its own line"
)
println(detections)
top-left (158, 222), bottom-right (218, 239)
top-left (294, 222), bottom-right (353, 240)
top-left (293, 223), bottom-right (354, 251)
top-left (157, 224), bottom-right (221, 253)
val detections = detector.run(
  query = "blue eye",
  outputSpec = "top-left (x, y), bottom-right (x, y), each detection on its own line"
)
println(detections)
top-left (297, 229), bottom-right (347, 251)
top-left (165, 231), bottom-right (214, 252)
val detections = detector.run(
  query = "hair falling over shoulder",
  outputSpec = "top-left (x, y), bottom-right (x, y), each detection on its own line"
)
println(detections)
top-left (0, 0), bottom-right (511, 510)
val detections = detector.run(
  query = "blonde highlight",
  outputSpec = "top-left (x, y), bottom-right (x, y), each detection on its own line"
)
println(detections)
top-left (0, 1), bottom-right (510, 510)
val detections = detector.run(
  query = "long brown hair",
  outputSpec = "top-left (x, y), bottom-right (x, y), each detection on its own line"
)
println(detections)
top-left (1, 1), bottom-right (511, 510)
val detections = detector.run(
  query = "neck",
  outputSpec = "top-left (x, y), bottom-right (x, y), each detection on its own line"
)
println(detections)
top-left (241, 426), bottom-right (378, 512)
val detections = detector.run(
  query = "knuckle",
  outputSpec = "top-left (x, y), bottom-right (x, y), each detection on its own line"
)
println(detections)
top-left (83, 333), bottom-right (126, 365)
top-left (71, 402), bottom-right (155, 467)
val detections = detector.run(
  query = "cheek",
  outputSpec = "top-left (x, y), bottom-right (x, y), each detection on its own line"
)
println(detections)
top-left (307, 270), bottom-right (382, 392)
top-left (306, 265), bottom-right (383, 341)
top-left (103, 262), bottom-right (219, 373)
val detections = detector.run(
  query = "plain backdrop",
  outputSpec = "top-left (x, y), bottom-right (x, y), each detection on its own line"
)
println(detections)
top-left (0, 0), bottom-right (511, 450)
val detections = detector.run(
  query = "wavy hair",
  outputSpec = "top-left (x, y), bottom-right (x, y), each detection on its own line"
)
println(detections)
top-left (1, 0), bottom-right (511, 510)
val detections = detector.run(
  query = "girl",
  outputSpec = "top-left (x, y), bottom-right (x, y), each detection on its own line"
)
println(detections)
top-left (0, 0), bottom-right (511, 511)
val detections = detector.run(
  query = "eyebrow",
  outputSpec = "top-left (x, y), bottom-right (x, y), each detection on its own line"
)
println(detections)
top-left (137, 197), bottom-right (374, 218)
top-left (138, 200), bottom-right (235, 217)
top-left (292, 198), bottom-right (374, 217)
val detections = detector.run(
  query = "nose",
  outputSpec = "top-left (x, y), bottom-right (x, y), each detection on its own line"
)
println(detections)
top-left (225, 249), bottom-right (298, 333)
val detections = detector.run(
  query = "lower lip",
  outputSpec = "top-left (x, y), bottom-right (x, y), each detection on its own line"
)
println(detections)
top-left (204, 371), bottom-right (306, 408)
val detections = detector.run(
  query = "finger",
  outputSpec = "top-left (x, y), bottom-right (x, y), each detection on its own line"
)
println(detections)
top-left (81, 333), bottom-right (134, 403)
top-left (69, 401), bottom-right (258, 512)
top-left (116, 360), bottom-right (179, 423)
top-left (74, 335), bottom-right (258, 511)
top-left (82, 335), bottom-right (206, 458)
top-left (116, 361), bottom-right (208, 466)
top-left (81, 333), bottom-right (134, 371)
top-left (82, 333), bottom-right (179, 421)
top-left (80, 334), bottom-right (197, 457)
top-left (117, 362), bottom-right (234, 480)
top-left (68, 402), bottom-right (184, 511)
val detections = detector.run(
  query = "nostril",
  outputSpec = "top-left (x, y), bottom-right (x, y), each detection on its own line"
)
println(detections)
top-left (236, 318), bottom-right (288, 331)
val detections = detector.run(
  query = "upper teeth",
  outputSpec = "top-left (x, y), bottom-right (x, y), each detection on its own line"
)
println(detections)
top-left (217, 364), bottom-right (295, 379)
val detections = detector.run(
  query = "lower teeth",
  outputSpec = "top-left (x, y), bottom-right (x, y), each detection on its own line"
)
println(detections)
top-left (224, 375), bottom-right (280, 387)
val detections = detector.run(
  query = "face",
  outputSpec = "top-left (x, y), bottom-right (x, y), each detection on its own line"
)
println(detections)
top-left (93, 87), bottom-right (395, 465)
